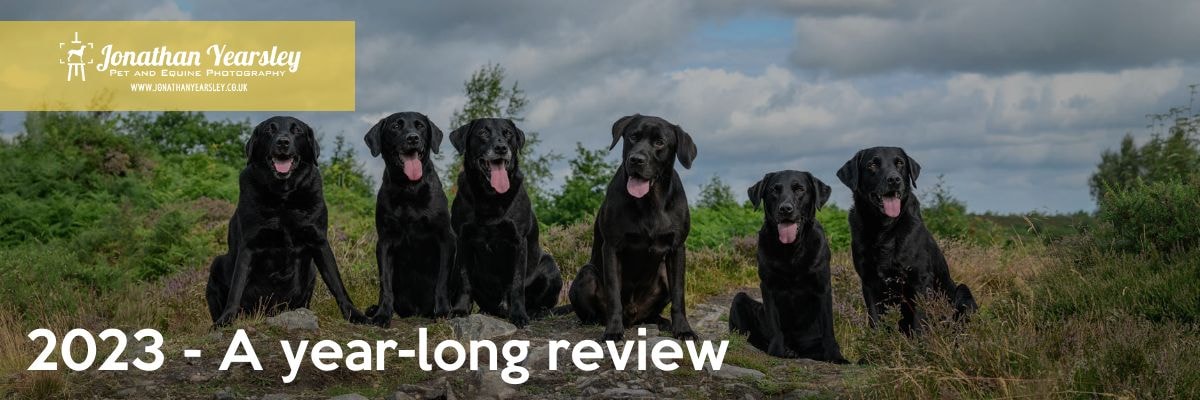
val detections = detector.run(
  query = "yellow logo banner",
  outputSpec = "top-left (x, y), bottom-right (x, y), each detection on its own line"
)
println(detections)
top-left (0, 21), bottom-right (355, 111)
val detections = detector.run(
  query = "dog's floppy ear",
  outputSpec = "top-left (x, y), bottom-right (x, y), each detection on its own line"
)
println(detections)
top-left (424, 114), bottom-right (444, 155)
top-left (506, 119), bottom-right (526, 150)
top-left (747, 172), bottom-right (774, 210)
top-left (244, 122), bottom-right (264, 163)
top-left (673, 124), bottom-right (697, 169)
top-left (610, 114), bottom-right (639, 151)
top-left (810, 174), bottom-right (832, 210)
top-left (837, 150), bottom-right (862, 190)
top-left (901, 148), bottom-right (921, 188)
top-left (449, 120), bottom-right (472, 155)
top-left (297, 120), bottom-right (319, 163)
top-left (364, 117), bottom-right (384, 158)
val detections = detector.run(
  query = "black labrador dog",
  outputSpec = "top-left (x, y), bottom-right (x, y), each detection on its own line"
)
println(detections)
top-left (568, 114), bottom-right (699, 341)
top-left (837, 146), bottom-right (977, 334)
top-left (207, 116), bottom-right (367, 327)
top-left (449, 118), bottom-right (562, 328)
top-left (362, 112), bottom-right (458, 326)
top-left (729, 171), bottom-right (847, 363)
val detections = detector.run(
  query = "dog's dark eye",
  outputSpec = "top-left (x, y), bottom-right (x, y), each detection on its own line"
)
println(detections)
top-left (895, 158), bottom-right (905, 167)
top-left (630, 133), bottom-right (641, 142)
top-left (390, 121), bottom-right (400, 129)
top-left (653, 138), bottom-right (665, 147)
top-left (794, 183), bottom-right (804, 192)
top-left (414, 121), bottom-right (424, 129)
top-left (503, 130), bottom-right (512, 138)
top-left (867, 161), bottom-right (879, 172)
top-left (478, 129), bottom-right (490, 139)
top-left (773, 184), bottom-right (782, 193)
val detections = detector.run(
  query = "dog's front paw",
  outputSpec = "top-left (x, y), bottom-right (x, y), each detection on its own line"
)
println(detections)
top-left (673, 330), bottom-right (698, 341)
top-left (601, 326), bottom-right (625, 342)
top-left (370, 309), bottom-right (392, 327)
top-left (348, 309), bottom-right (371, 325)
top-left (509, 311), bottom-right (529, 329)
top-left (767, 341), bottom-right (798, 358)
top-left (212, 311), bottom-right (237, 328)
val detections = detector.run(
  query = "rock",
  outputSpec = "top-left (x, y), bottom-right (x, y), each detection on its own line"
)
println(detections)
top-left (213, 387), bottom-right (235, 400)
top-left (266, 308), bottom-right (319, 331)
top-left (468, 370), bottom-right (517, 400)
top-left (706, 364), bottom-right (766, 380)
top-left (448, 314), bottom-right (517, 341)
top-left (328, 394), bottom-right (368, 400)
top-left (394, 377), bottom-right (456, 400)
top-left (520, 344), bottom-right (552, 370)
top-left (261, 395), bottom-right (294, 400)
top-left (598, 388), bottom-right (655, 398)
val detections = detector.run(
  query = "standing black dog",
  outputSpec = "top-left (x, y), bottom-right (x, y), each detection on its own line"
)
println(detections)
top-left (568, 114), bottom-right (699, 341)
top-left (729, 171), bottom-right (847, 363)
top-left (207, 116), bottom-right (367, 327)
top-left (449, 118), bottom-right (562, 328)
top-left (837, 146), bottom-right (977, 334)
top-left (362, 112), bottom-right (458, 326)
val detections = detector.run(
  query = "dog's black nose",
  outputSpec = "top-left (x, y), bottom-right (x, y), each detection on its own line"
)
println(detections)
top-left (494, 145), bottom-right (509, 155)
top-left (778, 203), bottom-right (794, 214)
top-left (405, 133), bottom-right (420, 144)
top-left (629, 155), bottom-right (646, 166)
top-left (275, 138), bottom-right (290, 148)
top-left (886, 174), bottom-right (902, 186)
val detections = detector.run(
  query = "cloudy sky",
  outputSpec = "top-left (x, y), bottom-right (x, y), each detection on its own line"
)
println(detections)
top-left (3, 0), bottom-right (1198, 213)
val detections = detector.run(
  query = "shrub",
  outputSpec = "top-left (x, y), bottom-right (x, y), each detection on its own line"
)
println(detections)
top-left (1096, 179), bottom-right (1200, 255)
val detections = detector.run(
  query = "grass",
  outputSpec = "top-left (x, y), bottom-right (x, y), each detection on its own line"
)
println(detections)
top-left (2, 112), bottom-right (1196, 398)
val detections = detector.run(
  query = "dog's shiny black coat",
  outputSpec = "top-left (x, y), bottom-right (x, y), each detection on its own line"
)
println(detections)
top-left (568, 114), bottom-right (699, 341)
top-left (362, 112), bottom-right (458, 326)
top-left (206, 116), bottom-right (367, 327)
top-left (729, 171), bottom-right (847, 363)
top-left (837, 147), bottom-right (977, 334)
top-left (449, 118), bottom-right (562, 328)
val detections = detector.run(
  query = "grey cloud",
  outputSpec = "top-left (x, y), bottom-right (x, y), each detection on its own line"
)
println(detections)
top-left (785, 0), bottom-right (1200, 76)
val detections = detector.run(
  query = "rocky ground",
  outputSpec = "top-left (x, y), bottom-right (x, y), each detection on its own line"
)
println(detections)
top-left (73, 288), bottom-right (862, 399)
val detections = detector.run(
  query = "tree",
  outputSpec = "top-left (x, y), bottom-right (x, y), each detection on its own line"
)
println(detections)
top-left (321, 133), bottom-right (375, 198)
top-left (697, 174), bottom-right (737, 209)
top-left (541, 143), bottom-right (616, 226)
top-left (1089, 90), bottom-right (1200, 203)
top-left (119, 111), bottom-right (249, 166)
top-left (443, 63), bottom-right (560, 205)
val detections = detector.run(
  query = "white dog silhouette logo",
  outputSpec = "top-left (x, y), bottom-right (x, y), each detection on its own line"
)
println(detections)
top-left (58, 32), bottom-right (94, 82)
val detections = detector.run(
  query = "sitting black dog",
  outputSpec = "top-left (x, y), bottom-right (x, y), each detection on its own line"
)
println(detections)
top-left (449, 118), bottom-right (562, 328)
top-left (362, 112), bottom-right (458, 326)
top-left (837, 146), bottom-right (977, 334)
top-left (206, 116), bottom-right (367, 327)
top-left (729, 170), bottom-right (847, 363)
top-left (568, 114), bottom-right (699, 341)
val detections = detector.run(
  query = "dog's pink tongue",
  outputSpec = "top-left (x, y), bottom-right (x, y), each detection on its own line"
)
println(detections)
top-left (273, 159), bottom-right (292, 174)
top-left (777, 223), bottom-right (798, 244)
top-left (883, 196), bottom-right (902, 218)
top-left (489, 163), bottom-right (510, 194)
top-left (401, 155), bottom-right (422, 181)
top-left (626, 177), bottom-right (650, 198)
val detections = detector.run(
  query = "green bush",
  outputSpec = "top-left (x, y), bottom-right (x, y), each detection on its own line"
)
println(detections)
top-left (1097, 179), bottom-right (1200, 255)
top-left (687, 204), bottom-right (850, 251)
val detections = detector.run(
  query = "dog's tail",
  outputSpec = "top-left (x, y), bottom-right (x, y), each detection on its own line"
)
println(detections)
top-left (952, 283), bottom-right (978, 320)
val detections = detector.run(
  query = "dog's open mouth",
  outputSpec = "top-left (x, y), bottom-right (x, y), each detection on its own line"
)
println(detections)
top-left (399, 150), bottom-right (423, 181)
top-left (271, 154), bottom-right (295, 178)
top-left (626, 175), bottom-right (653, 199)
top-left (871, 191), bottom-right (903, 218)
top-left (478, 158), bottom-right (510, 194)
top-left (776, 220), bottom-right (799, 244)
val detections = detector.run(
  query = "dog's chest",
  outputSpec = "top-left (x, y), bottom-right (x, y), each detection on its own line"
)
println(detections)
top-left (619, 221), bottom-right (678, 259)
